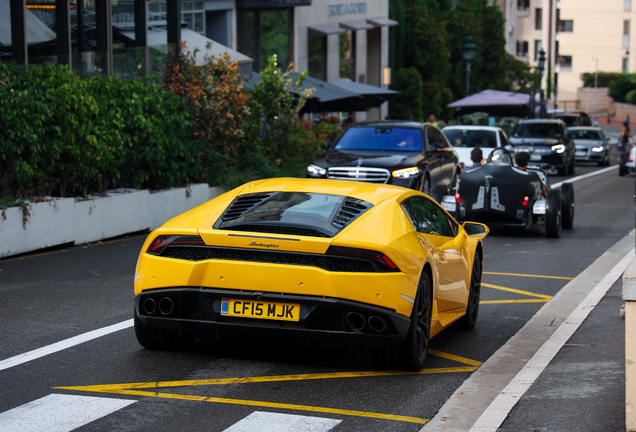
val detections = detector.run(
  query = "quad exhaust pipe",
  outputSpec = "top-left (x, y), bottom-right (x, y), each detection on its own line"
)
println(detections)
top-left (346, 312), bottom-right (389, 334)
top-left (142, 297), bottom-right (174, 316)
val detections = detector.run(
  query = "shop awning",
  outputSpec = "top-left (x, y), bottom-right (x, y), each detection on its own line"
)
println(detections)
top-left (446, 89), bottom-right (532, 117)
top-left (308, 24), bottom-right (346, 36)
top-left (330, 78), bottom-right (399, 108)
top-left (118, 27), bottom-right (253, 78)
top-left (0, 0), bottom-right (56, 46)
top-left (367, 18), bottom-right (399, 27)
top-left (340, 20), bottom-right (374, 31)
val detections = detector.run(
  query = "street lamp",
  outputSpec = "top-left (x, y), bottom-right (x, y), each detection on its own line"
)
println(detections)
top-left (462, 35), bottom-right (476, 97)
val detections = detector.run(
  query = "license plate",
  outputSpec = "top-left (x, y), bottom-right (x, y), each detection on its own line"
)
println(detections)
top-left (530, 154), bottom-right (542, 161)
top-left (221, 298), bottom-right (300, 322)
top-left (575, 151), bottom-right (586, 157)
top-left (441, 202), bottom-right (457, 212)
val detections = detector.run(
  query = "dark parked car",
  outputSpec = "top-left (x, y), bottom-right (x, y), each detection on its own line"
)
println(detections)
top-left (509, 119), bottom-right (576, 175)
top-left (568, 126), bottom-right (611, 166)
top-left (306, 121), bottom-right (460, 196)
top-left (551, 110), bottom-right (595, 127)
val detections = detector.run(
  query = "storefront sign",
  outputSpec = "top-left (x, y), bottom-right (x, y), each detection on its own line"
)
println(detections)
top-left (237, 0), bottom-right (312, 7)
top-left (328, 2), bottom-right (367, 15)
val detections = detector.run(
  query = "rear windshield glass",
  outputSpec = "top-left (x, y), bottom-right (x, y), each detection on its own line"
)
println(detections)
top-left (334, 127), bottom-right (422, 152)
top-left (512, 123), bottom-right (563, 138)
top-left (442, 129), bottom-right (497, 148)
top-left (569, 129), bottom-right (602, 140)
top-left (217, 192), bottom-right (369, 238)
top-left (556, 115), bottom-right (578, 126)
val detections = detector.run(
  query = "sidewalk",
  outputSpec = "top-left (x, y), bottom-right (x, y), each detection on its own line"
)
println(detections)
top-left (422, 231), bottom-right (635, 432)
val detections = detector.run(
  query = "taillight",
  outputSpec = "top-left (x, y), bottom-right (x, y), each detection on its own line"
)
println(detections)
top-left (327, 246), bottom-right (401, 272)
top-left (522, 196), bottom-right (529, 207)
top-left (147, 235), bottom-right (205, 255)
top-left (455, 193), bottom-right (461, 204)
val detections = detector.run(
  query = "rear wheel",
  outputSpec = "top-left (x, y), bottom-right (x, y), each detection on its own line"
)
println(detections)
top-left (546, 188), bottom-right (562, 238)
top-left (372, 273), bottom-right (432, 371)
top-left (561, 182), bottom-right (574, 229)
top-left (461, 253), bottom-right (482, 330)
top-left (569, 157), bottom-right (576, 175)
top-left (134, 309), bottom-right (194, 351)
top-left (421, 175), bottom-right (431, 196)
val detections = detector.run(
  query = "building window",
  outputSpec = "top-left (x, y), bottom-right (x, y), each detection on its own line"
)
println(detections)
top-left (534, 40), bottom-right (543, 61)
top-left (518, 0), bottom-right (529, 11)
top-left (624, 19), bottom-right (631, 48)
top-left (516, 40), bottom-right (528, 57)
top-left (308, 35), bottom-right (326, 81)
top-left (339, 31), bottom-right (355, 80)
top-left (558, 19), bottom-right (573, 32)
top-left (238, 9), bottom-right (292, 73)
top-left (182, 2), bottom-right (205, 35)
top-left (626, 0), bottom-right (632, 12)
top-left (535, 8), bottom-right (542, 31)
top-left (624, 57), bottom-right (630, 74)
top-left (558, 55), bottom-right (572, 71)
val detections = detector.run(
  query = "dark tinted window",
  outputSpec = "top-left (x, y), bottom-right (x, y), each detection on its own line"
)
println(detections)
top-left (402, 197), bottom-right (457, 237)
top-left (443, 129), bottom-right (498, 148)
top-left (569, 129), bottom-right (603, 140)
top-left (555, 115), bottom-right (579, 126)
top-left (513, 123), bottom-right (563, 138)
top-left (334, 127), bottom-right (422, 152)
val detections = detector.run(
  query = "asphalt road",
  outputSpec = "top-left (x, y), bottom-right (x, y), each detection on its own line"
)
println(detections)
top-left (0, 136), bottom-right (634, 431)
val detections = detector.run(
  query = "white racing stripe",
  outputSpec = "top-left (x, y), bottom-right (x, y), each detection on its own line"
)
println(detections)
top-left (468, 248), bottom-right (635, 432)
top-left (0, 393), bottom-right (136, 432)
top-left (222, 411), bottom-right (342, 432)
top-left (551, 164), bottom-right (617, 189)
top-left (0, 319), bottom-right (133, 371)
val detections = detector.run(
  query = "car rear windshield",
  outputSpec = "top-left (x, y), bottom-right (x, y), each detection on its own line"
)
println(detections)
top-left (334, 127), bottom-right (422, 152)
top-left (216, 192), bottom-right (372, 238)
top-left (442, 129), bottom-right (497, 148)
top-left (512, 123), bottom-right (563, 138)
top-left (556, 115), bottom-right (578, 126)
top-left (569, 129), bottom-right (602, 140)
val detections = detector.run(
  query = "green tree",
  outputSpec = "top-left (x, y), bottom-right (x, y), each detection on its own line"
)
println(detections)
top-left (389, 67), bottom-right (424, 120)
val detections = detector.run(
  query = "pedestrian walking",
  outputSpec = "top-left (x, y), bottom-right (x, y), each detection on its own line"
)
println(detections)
top-left (618, 120), bottom-right (632, 176)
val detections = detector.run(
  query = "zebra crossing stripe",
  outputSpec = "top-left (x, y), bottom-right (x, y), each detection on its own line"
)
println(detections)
top-left (222, 411), bottom-right (342, 432)
top-left (0, 394), bottom-right (136, 432)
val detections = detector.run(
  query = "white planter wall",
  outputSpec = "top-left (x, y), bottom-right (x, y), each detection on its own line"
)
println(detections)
top-left (0, 184), bottom-right (224, 259)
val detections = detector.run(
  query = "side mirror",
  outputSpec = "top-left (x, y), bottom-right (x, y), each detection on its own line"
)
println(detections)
top-left (433, 143), bottom-right (445, 151)
top-left (462, 221), bottom-right (489, 239)
top-left (321, 140), bottom-right (331, 150)
top-left (504, 144), bottom-right (514, 152)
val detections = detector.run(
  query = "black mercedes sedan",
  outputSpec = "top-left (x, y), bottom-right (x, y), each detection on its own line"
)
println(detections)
top-left (306, 121), bottom-right (460, 196)
top-left (509, 119), bottom-right (575, 175)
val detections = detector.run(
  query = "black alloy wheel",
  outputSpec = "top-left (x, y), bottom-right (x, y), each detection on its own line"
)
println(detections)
top-left (134, 308), bottom-right (194, 351)
top-left (399, 273), bottom-right (433, 371)
top-left (545, 188), bottom-right (562, 238)
top-left (462, 253), bottom-right (482, 330)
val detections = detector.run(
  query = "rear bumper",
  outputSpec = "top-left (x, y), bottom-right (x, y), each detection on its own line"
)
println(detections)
top-left (135, 287), bottom-right (411, 350)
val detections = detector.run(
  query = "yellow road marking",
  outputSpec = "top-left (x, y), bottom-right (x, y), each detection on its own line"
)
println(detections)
top-left (484, 271), bottom-right (572, 280)
top-left (482, 283), bottom-right (552, 300)
top-left (55, 350), bottom-right (478, 424)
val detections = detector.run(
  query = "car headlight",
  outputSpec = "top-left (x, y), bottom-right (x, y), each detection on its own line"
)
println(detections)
top-left (307, 164), bottom-right (327, 176)
top-left (392, 167), bottom-right (420, 179)
top-left (551, 144), bottom-right (566, 154)
top-left (592, 146), bottom-right (604, 152)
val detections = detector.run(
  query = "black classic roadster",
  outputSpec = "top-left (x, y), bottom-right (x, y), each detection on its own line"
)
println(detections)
top-left (444, 148), bottom-right (574, 238)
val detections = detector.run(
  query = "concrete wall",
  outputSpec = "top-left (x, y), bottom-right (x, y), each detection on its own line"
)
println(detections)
top-left (0, 184), bottom-right (224, 259)
top-left (577, 87), bottom-right (614, 115)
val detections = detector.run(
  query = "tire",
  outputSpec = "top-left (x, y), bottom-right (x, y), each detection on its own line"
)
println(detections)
top-left (545, 188), bottom-right (562, 238)
top-left (430, 183), bottom-right (446, 204)
top-left (134, 309), bottom-right (194, 351)
top-left (557, 164), bottom-right (567, 176)
top-left (372, 272), bottom-right (432, 371)
top-left (560, 182), bottom-right (574, 229)
top-left (461, 252), bottom-right (482, 330)
top-left (569, 157), bottom-right (575, 175)
top-left (421, 175), bottom-right (431, 196)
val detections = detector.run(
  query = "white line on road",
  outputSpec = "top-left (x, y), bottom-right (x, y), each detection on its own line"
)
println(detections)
top-left (552, 164), bottom-right (618, 189)
top-left (469, 248), bottom-right (634, 432)
top-left (222, 411), bottom-right (342, 432)
top-left (0, 319), bottom-right (133, 372)
top-left (0, 393), bottom-right (136, 432)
